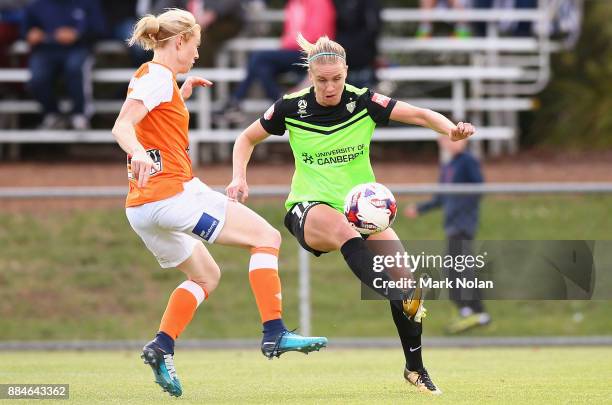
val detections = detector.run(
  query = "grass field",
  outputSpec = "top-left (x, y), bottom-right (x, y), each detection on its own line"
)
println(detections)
top-left (1, 195), bottom-right (611, 340)
top-left (1, 348), bottom-right (611, 404)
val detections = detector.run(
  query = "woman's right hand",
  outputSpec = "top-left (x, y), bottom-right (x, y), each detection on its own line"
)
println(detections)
top-left (226, 176), bottom-right (249, 203)
top-left (131, 149), bottom-right (154, 188)
top-left (404, 204), bottom-right (419, 219)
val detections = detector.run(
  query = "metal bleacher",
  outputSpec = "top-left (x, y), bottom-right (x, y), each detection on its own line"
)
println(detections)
top-left (0, 2), bottom-right (573, 164)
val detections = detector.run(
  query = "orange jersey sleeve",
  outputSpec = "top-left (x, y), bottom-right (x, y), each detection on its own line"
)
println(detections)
top-left (124, 62), bottom-right (194, 207)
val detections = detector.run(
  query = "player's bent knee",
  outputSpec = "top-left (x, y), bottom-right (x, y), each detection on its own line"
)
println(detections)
top-left (189, 278), bottom-right (215, 298)
top-left (190, 265), bottom-right (221, 295)
top-left (178, 246), bottom-right (222, 295)
top-left (331, 220), bottom-right (360, 247)
top-left (257, 225), bottom-right (282, 249)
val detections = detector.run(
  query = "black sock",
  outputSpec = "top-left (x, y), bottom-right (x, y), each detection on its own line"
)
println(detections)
top-left (262, 318), bottom-right (287, 342)
top-left (154, 331), bottom-right (175, 355)
top-left (340, 237), bottom-right (404, 312)
top-left (390, 301), bottom-right (423, 371)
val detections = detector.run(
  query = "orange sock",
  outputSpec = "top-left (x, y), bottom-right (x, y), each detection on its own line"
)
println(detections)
top-left (159, 280), bottom-right (207, 340)
top-left (249, 247), bottom-right (283, 323)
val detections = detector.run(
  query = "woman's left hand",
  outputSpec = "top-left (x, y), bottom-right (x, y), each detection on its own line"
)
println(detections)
top-left (180, 76), bottom-right (213, 100)
top-left (449, 122), bottom-right (475, 141)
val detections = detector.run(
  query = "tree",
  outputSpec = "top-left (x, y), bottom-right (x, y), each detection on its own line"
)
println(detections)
top-left (530, 0), bottom-right (612, 148)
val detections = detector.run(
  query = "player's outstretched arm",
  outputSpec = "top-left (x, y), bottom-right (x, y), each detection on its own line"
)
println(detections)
top-left (227, 120), bottom-right (271, 203)
top-left (389, 100), bottom-right (475, 141)
top-left (179, 76), bottom-right (213, 100)
top-left (112, 99), bottom-right (154, 188)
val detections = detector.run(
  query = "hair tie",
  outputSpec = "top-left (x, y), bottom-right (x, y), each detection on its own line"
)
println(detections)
top-left (157, 25), bottom-right (197, 42)
top-left (307, 52), bottom-right (345, 63)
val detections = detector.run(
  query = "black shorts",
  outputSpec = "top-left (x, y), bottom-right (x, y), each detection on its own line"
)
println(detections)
top-left (284, 201), bottom-right (331, 257)
top-left (284, 201), bottom-right (369, 257)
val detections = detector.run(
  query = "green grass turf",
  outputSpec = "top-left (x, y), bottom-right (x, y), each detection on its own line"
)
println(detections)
top-left (0, 195), bottom-right (611, 340)
top-left (1, 348), bottom-right (611, 404)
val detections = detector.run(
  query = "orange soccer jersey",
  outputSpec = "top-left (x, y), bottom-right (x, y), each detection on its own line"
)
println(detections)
top-left (125, 62), bottom-right (193, 207)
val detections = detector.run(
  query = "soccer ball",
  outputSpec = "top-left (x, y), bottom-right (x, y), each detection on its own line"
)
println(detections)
top-left (344, 182), bottom-right (397, 235)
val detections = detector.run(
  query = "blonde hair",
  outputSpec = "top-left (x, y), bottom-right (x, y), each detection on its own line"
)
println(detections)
top-left (296, 34), bottom-right (346, 68)
top-left (128, 8), bottom-right (200, 51)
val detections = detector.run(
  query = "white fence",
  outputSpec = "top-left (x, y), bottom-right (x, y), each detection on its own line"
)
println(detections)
top-left (0, 2), bottom-right (580, 162)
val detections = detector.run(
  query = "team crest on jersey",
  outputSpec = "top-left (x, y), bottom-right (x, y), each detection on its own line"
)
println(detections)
top-left (346, 101), bottom-right (356, 113)
top-left (127, 149), bottom-right (162, 180)
top-left (264, 103), bottom-right (275, 120)
top-left (297, 99), bottom-right (310, 118)
top-left (371, 93), bottom-right (391, 108)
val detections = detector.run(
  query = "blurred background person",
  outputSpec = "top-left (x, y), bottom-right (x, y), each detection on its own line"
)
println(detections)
top-left (220, 0), bottom-right (336, 122)
top-left (332, 0), bottom-right (381, 89)
top-left (103, 0), bottom-right (152, 67)
top-left (405, 136), bottom-right (491, 334)
top-left (494, 0), bottom-right (536, 37)
top-left (0, 0), bottom-right (27, 67)
top-left (151, 0), bottom-right (245, 67)
top-left (416, 0), bottom-right (471, 39)
top-left (472, 0), bottom-right (540, 38)
top-left (23, 0), bottom-right (106, 130)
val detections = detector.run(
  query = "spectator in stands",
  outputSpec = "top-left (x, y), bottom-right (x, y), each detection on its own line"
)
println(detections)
top-left (103, 0), bottom-right (151, 67)
top-left (221, 0), bottom-right (336, 122)
top-left (152, 0), bottom-right (245, 68)
top-left (0, 0), bottom-right (27, 67)
top-left (473, 0), bottom-right (537, 37)
top-left (416, 0), bottom-right (471, 39)
top-left (23, 0), bottom-right (106, 130)
top-left (333, 0), bottom-right (381, 89)
top-left (404, 135), bottom-right (491, 334)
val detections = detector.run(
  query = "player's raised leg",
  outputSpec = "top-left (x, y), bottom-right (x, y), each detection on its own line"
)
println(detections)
top-left (368, 228), bottom-right (427, 322)
top-left (303, 204), bottom-right (424, 320)
top-left (215, 200), bottom-right (327, 359)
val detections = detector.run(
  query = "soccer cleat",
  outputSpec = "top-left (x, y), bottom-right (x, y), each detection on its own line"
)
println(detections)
top-left (141, 341), bottom-right (182, 397)
top-left (446, 312), bottom-right (491, 334)
top-left (404, 367), bottom-right (442, 395)
top-left (261, 330), bottom-right (328, 359)
top-left (402, 287), bottom-right (427, 323)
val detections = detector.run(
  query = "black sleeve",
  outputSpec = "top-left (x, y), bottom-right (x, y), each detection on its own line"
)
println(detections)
top-left (465, 157), bottom-right (484, 184)
top-left (259, 98), bottom-right (287, 136)
top-left (417, 194), bottom-right (443, 214)
top-left (83, 0), bottom-right (107, 43)
top-left (22, 3), bottom-right (38, 37)
top-left (364, 89), bottom-right (398, 125)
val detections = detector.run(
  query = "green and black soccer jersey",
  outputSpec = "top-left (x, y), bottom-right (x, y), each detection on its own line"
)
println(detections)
top-left (259, 84), bottom-right (397, 212)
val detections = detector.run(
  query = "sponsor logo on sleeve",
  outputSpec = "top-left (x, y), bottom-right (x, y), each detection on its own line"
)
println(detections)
top-left (264, 103), bottom-right (275, 120)
top-left (371, 93), bottom-right (391, 108)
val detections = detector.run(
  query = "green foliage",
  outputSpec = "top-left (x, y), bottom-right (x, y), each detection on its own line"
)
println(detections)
top-left (531, 1), bottom-right (612, 147)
